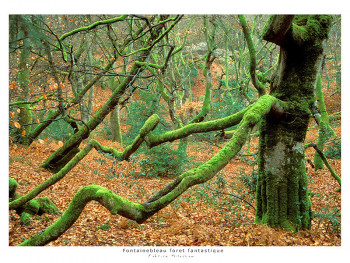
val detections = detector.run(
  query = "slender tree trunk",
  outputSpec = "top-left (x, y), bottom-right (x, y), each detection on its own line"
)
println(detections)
top-left (81, 39), bottom-right (95, 124)
top-left (110, 105), bottom-right (122, 144)
top-left (314, 74), bottom-right (335, 169)
top-left (17, 21), bottom-right (32, 138)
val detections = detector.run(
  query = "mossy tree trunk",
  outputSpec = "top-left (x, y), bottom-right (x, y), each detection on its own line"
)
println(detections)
top-left (16, 16), bottom-right (33, 138)
top-left (255, 15), bottom-right (333, 231)
top-left (314, 73), bottom-right (335, 169)
top-left (188, 15), bottom-right (216, 124)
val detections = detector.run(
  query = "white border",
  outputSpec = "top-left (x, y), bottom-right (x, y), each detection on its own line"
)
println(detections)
top-left (2, 1), bottom-right (349, 262)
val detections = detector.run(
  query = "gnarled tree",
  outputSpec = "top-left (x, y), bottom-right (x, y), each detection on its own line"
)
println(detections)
top-left (9, 14), bottom-right (338, 246)
top-left (255, 15), bottom-right (333, 230)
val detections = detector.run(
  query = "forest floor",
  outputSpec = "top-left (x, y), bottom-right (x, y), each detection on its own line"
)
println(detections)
top-left (9, 62), bottom-right (341, 247)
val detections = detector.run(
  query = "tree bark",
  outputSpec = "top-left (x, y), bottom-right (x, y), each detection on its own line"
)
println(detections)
top-left (110, 105), bottom-right (123, 143)
top-left (255, 15), bottom-right (333, 231)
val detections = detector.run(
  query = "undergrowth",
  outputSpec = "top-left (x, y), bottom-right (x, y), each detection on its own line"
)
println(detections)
top-left (314, 207), bottom-right (341, 234)
top-left (324, 139), bottom-right (341, 159)
top-left (131, 144), bottom-right (190, 178)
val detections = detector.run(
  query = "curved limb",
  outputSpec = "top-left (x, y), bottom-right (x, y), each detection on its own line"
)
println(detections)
top-left (18, 94), bottom-right (283, 246)
top-left (9, 114), bottom-right (160, 211)
top-left (146, 95), bottom-right (284, 147)
top-left (314, 74), bottom-right (336, 169)
top-left (58, 15), bottom-right (128, 43)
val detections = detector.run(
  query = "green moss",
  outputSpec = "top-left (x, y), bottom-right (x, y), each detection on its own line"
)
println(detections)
top-left (255, 97), bottom-right (312, 231)
top-left (21, 212), bottom-right (33, 225)
top-left (23, 199), bottom-right (40, 215)
top-left (9, 178), bottom-right (18, 199)
top-left (97, 224), bottom-right (111, 231)
top-left (49, 147), bottom-right (81, 173)
top-left (292, 15), bottom-right (333, 43)
top-left (18, 199), bottom-right (41, 225)
top-left (292, 23), bottom-right (308, 42)
top-left (37, 197), bottom-right (60, 214)
top-left (18, 104), bottom-right (33, 135)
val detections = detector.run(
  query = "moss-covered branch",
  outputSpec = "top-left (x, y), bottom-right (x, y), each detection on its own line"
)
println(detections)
top-left (93, 114), bottom-right (160, 159)
top-left (10, 97), bottom-right (284, 212)
top-left (9, 114), bottom-right (160, 211)
top-left (41, 16), bottom-right (183, 172)
top-left (146, 105), bottom-right (247, 147)
top-left (135, 45), bottom-right (175, 71)
top-left (115, 15), bottom-right (183, 57)
top-left (314, 74), bottom-right (336, 169)
top-left (18, 94), bottom-right (282, 246)
top-left (58, 15), bottom-right (128, 43)
top-left (170, 15), bottom-right (194, 57)
top-left (146, 95), bottom-right (284, 147)
top-left (20, 57), bottom-right (116, 146)
top-left (21, 16), bottom-right (149, 147)
top-left (238, 15), bottom-right (266, 96)
top-left (9, 91), bottom-right (55, 106)
top-left (18, 184), bottom-right (146, 246)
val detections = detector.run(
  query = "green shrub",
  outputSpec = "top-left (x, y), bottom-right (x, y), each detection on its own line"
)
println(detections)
top-left (124, 89), bottom-right (168, 145)
top-left (191, 173), bottom-right (252, 227)
top-left (325, 139), bottom-right (341, 159)
top-left (314, 207), bottom-right (341, 234)
top-left (237, 167), bottom-right (258, 194)
top-left (134, 143), bottom-right (189, 178)
top-left (39, 118), bottom-right (74, 141)
top-left (97, 223), bottom-right (111, 231)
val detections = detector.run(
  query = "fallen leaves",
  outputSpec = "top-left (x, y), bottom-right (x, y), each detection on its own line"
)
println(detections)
top-left (8, 59), bottom-right (341, 247)
top-left (8, 133), bottom-right (341, 246)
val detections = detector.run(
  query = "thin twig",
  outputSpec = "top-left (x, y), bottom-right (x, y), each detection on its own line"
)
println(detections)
top-left (205, 186), bottom-right (256, 210)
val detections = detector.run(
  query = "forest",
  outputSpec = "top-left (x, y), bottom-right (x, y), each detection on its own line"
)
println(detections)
top-left (8, 14), bottom-right (341, 247)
